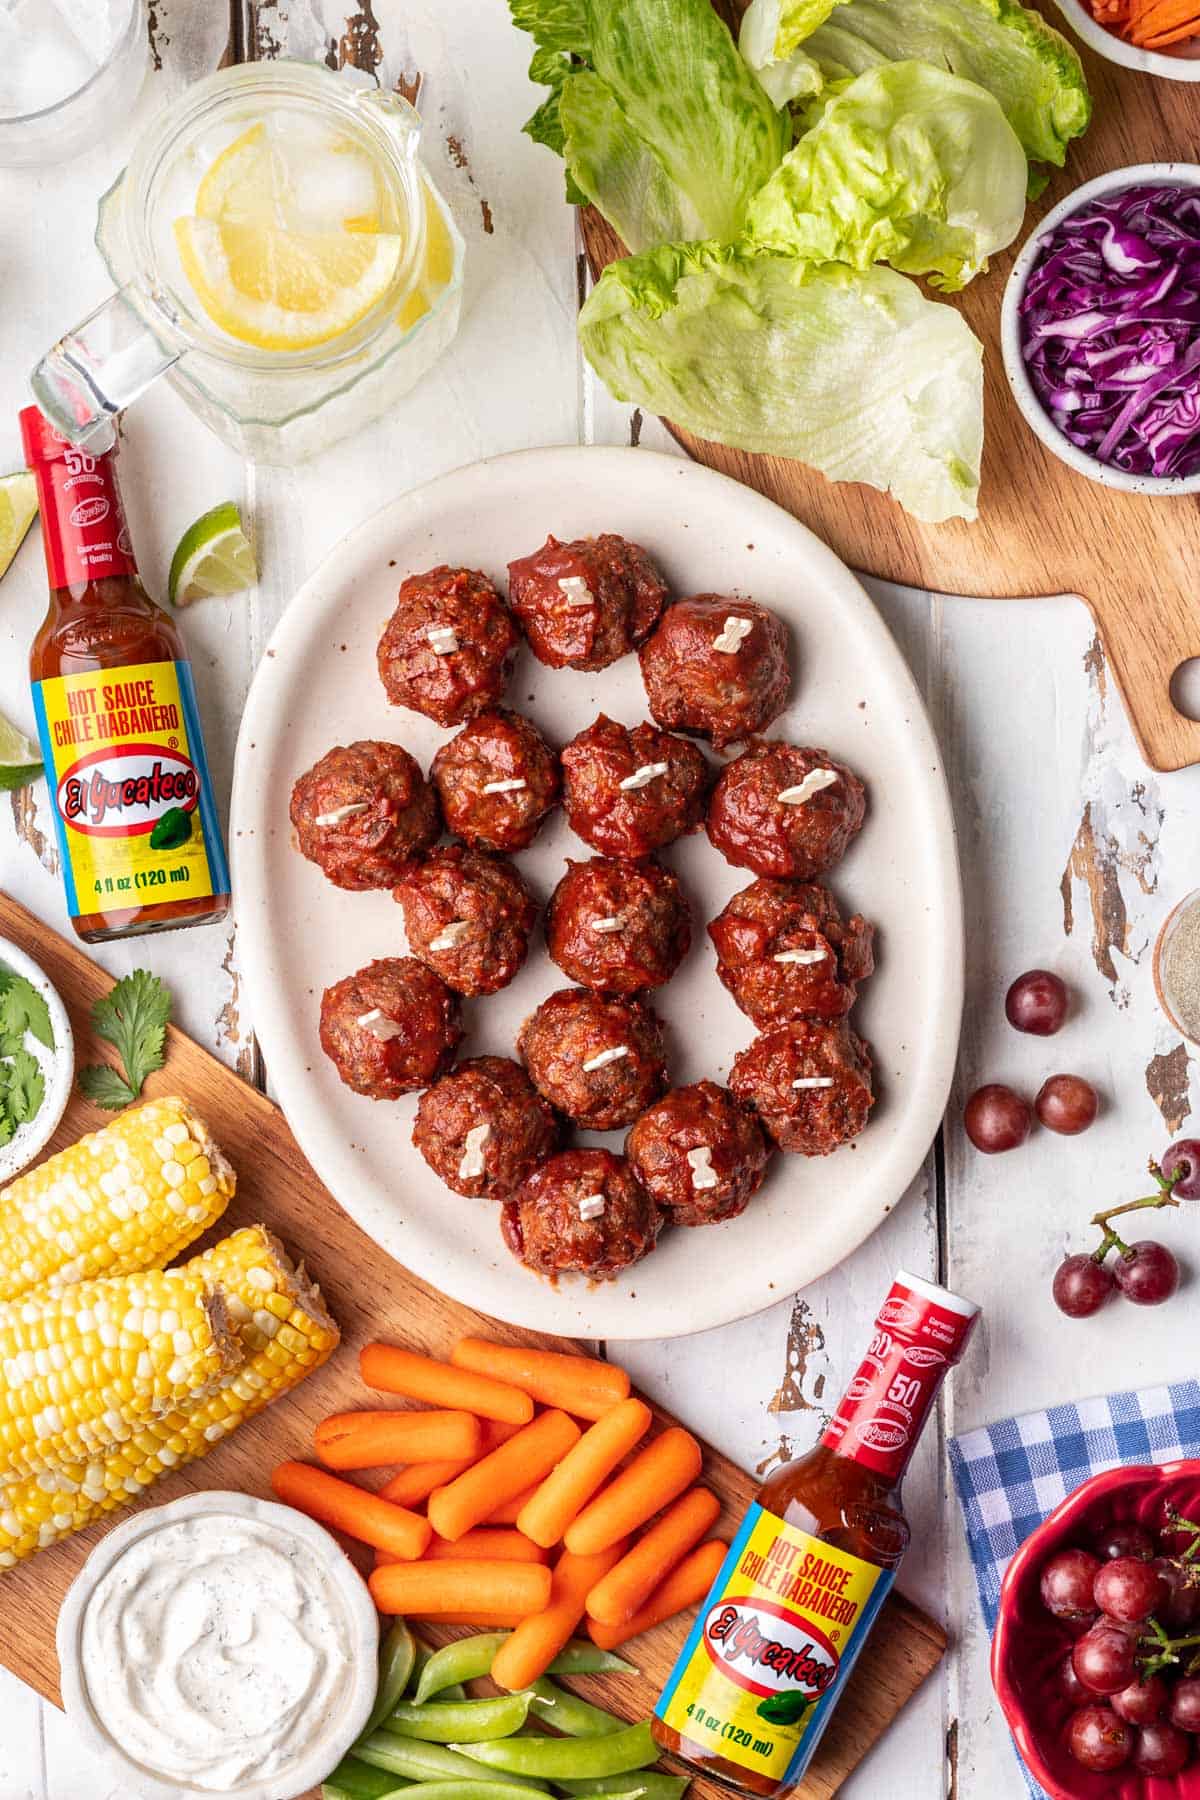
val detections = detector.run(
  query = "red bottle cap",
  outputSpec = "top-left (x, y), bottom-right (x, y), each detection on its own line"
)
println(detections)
top-left (821, 1270), bottom-right (979, 1478)
top-left (19, 405), bottom-right (135, 589)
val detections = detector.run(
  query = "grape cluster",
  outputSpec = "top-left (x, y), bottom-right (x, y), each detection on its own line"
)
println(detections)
top-left (1051, 1141), bottom-right (1199, 1320)
top-left (964, 971), bottom-right (1098, 1154)
top-left (1040, 1509), bottom-right (1200, 1775)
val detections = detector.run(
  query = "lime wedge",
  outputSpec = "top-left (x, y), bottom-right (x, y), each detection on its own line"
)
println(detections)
top-left (0, 710), bottom-right (43, 793)
top-left (168, 501), bottom-right (257, 607)
top-left (0, 472), bottom-right (38, 584)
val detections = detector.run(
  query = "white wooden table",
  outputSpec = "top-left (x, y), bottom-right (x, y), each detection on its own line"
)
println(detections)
top-left (2, 2), bottom-right (1199, 1794)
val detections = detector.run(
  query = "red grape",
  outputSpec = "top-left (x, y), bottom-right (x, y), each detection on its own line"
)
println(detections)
top-left (1162, 1137), bottom-right (1200, 1201)
top-left (1006, 969), bottom-right (1069, 1036)
top-left (1094, 1556), bottom-right (1166, 1622)
top-left (964, 1084), bottom-right (1032, 1153)
top-left (1133, 1720), bottom-right (1192, 1776)
top-left (1073, 1623), bottom-right (1139, 1694)
top-left (1154, 1557), bottom-right (1200, 1631)
top-left (1170, 1678), bottom-right (1200, 1733)
top-left (1112, 1674), bottom-right (1168, 1724)
top-left (1053, 1253), bottom-right (1114, 1319)
top-left (1060, 1651), bottom-right (1091, 1706)
top-left (1114, 1240), bottom-right (1180, 1306)
top-left (1095, 1521), bottom-right (1156, 1562)
top-left (1035, 1074), bottom-right (1098, 1136)
top-left (1066, 1704), bottom-right (1134, 1772)
top-left (1041, 1548), bottom-right (1103, 1620)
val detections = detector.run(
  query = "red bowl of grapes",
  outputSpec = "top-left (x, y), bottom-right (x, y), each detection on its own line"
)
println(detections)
top-left (993, 1462), bottom-right (1200, 1794)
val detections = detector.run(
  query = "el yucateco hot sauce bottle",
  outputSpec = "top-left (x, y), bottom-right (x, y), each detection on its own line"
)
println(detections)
top-left (653, 1270), bottom-right (979, 1796)
top-left (21, 407), bottom-right (230, 943)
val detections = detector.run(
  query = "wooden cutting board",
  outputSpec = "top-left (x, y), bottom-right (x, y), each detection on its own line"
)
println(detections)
top-left (580, 0), bottom-right (1200, 773)
top-left (0, 890), bottom-right (944, 1799)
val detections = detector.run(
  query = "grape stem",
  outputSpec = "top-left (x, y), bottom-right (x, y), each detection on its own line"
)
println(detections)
top-left (1089, 1160), bottom-right (1181, 1262)
top-left (1139, 1613), bottom-right (1200, 1679)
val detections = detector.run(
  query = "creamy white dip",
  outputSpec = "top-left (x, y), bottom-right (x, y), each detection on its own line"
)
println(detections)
top-left (80, 1512), bottom-right (357, 1794)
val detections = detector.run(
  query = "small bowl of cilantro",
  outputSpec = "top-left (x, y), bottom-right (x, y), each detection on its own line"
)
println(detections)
top-left (0, 939), bottom-right (74, 1184)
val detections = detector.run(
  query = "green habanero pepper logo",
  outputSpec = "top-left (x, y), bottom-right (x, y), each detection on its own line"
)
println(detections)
top-left (150, 807), bottom-right (193, 851)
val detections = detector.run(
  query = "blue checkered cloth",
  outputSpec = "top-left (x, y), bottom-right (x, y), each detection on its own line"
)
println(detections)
top-left (949, 1381), bottom-right (1200, 1798)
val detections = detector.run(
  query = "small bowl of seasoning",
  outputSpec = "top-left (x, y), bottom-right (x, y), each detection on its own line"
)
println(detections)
top-left (1001, 162), bottom-right (1200, 494)
top-left (1154, 888), bottom-right (1200, 1044)
top-left (57, 1490), bottom-right (379, 1800)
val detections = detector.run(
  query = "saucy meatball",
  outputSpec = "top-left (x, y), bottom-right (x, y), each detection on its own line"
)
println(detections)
top-left (626, 1080), bottom-right (771, 1228)
top-left (414, 1056), bottom-right (560, 1200)
top-left (546, 856), bottom-right (690, 995)
top-left (502, 1149), bottom-right (661, 1280)
top-left (709, 879), bottom-right (875, 1027)
top-left (432, 708), bottom-right (560, 852)
top-left (377, 565), bottom-right (517, 727)
top-left (507, 533), bottom-right (667, 671)
top-left (394, 846), bottom-right (536, 996)
top-left (639, 596), bottom-right (790, 750)
top-left (518, 988), bottom-right (667, 1130)
top-left (290, 740), bottom-right (438, 890)
top-left (320, 957), bottom-right (462, 1100)
top-left (561, 714), bottom-right (709, 860)
top-left (729, 1019), bottom-right (874, 1154)
top-left (707, 742), bottom-right (866, 880)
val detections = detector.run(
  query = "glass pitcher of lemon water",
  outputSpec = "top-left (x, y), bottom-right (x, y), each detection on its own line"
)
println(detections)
top-left (31, 62), bottom-right (464, 464)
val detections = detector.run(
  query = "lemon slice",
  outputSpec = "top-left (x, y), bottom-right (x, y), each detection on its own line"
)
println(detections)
top-left (0, 473), bottom-right (38, 585)
top-left (196, 121), bottom-right (386, 234)
top-left (396, 184), bottom-right (458, 332)
top-left (168, 501), bottom-right (257, 607)
top-left (196, 122), bottom-right (285, 226)
top-left (174, 217), bottom-right (404, 351)
top-left (0, 710), bottom-right (43, 794)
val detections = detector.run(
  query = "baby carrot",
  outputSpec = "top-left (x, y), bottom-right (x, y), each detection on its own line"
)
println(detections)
top-left (564, 1428), bottom-right (703, 1556)
top-left (315, 1409), bottom-right (483, 1471)
top-left (361, 1344), bottom-right (535, 1425)
top-left (379, 1419), bottom-right (522, 1509)
top-left (586, 1488), bottom-right (722, 1624)
top-left (369, 1557), bottom-right (552, 1618)
top-left (518, 1399), bottom-right (653, 1548)
top-left (486, 1482), bottom-right (544, 1525)
top-left (452, 1339), bottom-right (630, 1422)
top-left (429, 1410), bottom-right (581, 1543)
top-left (412, 1611), bottom-right (533, 1628)
top-left (491, 1542), bottom-right (627, 1692)
top-left (587, 1539), bottom-right (729, 1649)
top-left (428, 1529), bottom-right (550, 1564)
top-left (272, 1460), bottom-right (432, 1561)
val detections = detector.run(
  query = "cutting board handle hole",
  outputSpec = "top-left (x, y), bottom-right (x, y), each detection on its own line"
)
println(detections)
top-left (1170, 660), bottom-right (1200, 723)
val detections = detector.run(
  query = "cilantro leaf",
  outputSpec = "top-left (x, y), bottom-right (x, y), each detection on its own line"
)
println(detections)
top-left (77, 1064), bottom-right (138, 1111)
top-left (0, 1030), bottom-right (24, 1059)
top-left (2, 1048), bottom-right (44, 1125)
top-left (0, 974), bottom-right (54, 1051)
top-left (79, 970), bottom-right (171, 1110)
top-left (0, 1107), bottom-right (13, 1148)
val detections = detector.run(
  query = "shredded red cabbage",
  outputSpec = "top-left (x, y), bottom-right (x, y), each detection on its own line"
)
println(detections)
top-left (1019, 183), bottom-right (1200, 480)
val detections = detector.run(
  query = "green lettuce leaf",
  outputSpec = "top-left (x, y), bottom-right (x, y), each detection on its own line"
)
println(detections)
top-left (560, 71), bottom-right (707, 250)
top-left (739, 0), bottom-right (829, 104)
top-left (802, 0), bottom-right (1090, 173)
top-left (745, 61), bottom-right (1027, 290)
top-left (510, 0), bottom-right (786, 242)
top-left (578, 239), bottom-right (983, 523)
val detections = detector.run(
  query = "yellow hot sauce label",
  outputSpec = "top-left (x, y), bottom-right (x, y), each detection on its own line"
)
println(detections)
top-left (655, 1503), bottom-right (893, 1787)
top-left (32, 660), bottom-right (229, 921)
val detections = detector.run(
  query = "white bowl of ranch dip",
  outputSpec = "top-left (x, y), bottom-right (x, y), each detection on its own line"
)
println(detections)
top-left (57, 1489), bottom-right (379, 1800)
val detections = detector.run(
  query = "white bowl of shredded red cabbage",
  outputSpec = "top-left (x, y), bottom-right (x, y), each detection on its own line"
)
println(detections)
top-left (1002, 164), bottom-right (1200, 493)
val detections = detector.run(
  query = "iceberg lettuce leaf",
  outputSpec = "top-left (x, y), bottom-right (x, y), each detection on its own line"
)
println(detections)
top-left (578, 239), bottom-right (983, 523)
top-left (560, 71), bottom-right (707, 250)
top-left (739, 0), bottom-right (828, 105)
top-left (802, 0), bottom-right (1090, 172)
top-left (745, 61), bottom-right (1027, 290)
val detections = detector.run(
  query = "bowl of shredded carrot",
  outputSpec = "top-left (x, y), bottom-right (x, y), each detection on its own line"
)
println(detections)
top-left (1053, 0), bottom-right (1200, 78)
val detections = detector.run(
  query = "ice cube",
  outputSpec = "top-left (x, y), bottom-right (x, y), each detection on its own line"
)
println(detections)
top-left (0, 0), bottom-right (121, 116)
top-left (51, 0), bottom-right (124, 64)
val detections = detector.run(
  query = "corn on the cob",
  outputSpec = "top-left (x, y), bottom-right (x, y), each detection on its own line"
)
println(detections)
top-left (0, 1269), bottom-right (242, 1484)
top-left (0, 1225), bottom-right (338, 1567)
top-left (0, 1098), bottom-right (235, 1303)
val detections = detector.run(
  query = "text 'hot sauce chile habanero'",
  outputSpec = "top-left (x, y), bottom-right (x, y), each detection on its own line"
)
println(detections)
top-left (21, 407), bottom-right (229, 943)
top-left (653, 1271), bottom-right (979, 1795)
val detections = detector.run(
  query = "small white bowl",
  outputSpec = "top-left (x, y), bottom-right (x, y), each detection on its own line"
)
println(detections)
top-left (58, 1491), bottom-right (379, 1800)
top-left (0, 936), bottom-right (74, 1184)
top-left (1000, 161), bottom-right (1200, 495)
top-left (1049, 0), bottom-right (1200, 80)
